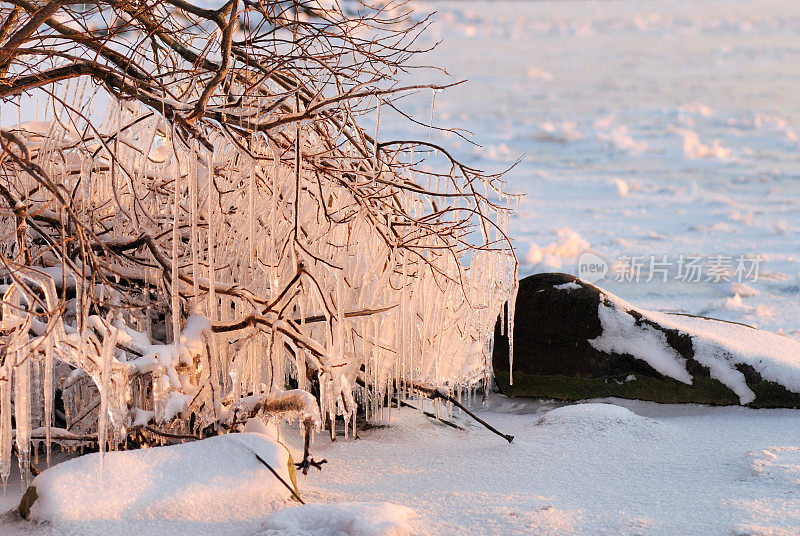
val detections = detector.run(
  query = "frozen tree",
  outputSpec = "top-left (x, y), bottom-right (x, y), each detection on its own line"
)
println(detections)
top-left (0, 0), bottom-right (517, 486)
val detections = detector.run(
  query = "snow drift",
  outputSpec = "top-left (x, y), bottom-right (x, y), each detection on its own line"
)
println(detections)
top-left (535, 402), bottom-right (652, 430)
top-left (259, 502), bottom-right (418, 536)
top-left (21, 433), bottom-right (296, 524)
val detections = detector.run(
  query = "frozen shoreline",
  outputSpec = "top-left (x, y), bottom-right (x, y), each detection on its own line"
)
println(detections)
top-left (5, 397), bottom-right (800, 536)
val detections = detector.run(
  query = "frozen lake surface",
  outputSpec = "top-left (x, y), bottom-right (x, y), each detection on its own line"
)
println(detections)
top-left (388, 0), bottom-right (800, 337)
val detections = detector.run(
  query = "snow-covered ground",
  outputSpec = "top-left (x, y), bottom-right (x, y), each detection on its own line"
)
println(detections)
top-left (299, 399), bottom-right (800, 536)
top-left (5, 399), bottom-right (800, 535)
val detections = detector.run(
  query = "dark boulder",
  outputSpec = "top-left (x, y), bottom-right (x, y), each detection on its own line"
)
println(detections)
top-left (492, 273), bottom-right (800, 408)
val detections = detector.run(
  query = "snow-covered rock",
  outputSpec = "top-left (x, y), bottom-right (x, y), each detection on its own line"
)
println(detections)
top-left (21, 433), bottom-right (297, 524)
top-left (494, 273), bottom-right (800, 407)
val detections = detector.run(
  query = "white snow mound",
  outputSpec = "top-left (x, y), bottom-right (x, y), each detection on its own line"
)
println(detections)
top-left (28, 433), bottom-right (295, 523)
top-left (536, 403), bottom-right (649, 429)
top-left (259, 502), bottom-right (417, 536)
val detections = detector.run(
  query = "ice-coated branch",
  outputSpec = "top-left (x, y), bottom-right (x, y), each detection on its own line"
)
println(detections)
top-left (0, 0), bottom-right (518, 485)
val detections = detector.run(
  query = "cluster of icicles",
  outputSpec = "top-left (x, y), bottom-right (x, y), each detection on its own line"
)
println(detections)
top-left (0, 90), bottom-right (517, 488)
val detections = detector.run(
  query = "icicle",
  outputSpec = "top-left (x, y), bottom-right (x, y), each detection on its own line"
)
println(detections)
top-left (231, 370), bottom-right (240, 405)
top-left (251, 331), bottom-right (261, 395)
top-left (44, 336), bottom-right (54, 467)
top-left (296, 348), bottom-right (307, 392)
top-left (171, 138), bottom-right (181, 343)
top-left (335, 271), bottom-right (345, 360)
top-left (98, 314), bottom-right (119, 465)
top-left (0, 365), bottom-right (12, 488)
top-left (14, 351), bottom-right (31, 489)
top-left (507, 281), bottom-right (518, 386)
top-left (205, 149), bottom-right (217, 321)
top-left (249, 154), bottom-right (256, 273)
top-left (429, 89), bottom-right (436, 143)
top-left (374, 97), bottom-right (382, 177)
top-left (190, 142), bottom-right (201, 305)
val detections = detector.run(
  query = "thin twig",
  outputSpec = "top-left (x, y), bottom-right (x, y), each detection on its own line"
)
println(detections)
top-left (413, 384), bottom-right (514, 443)
top-left (252, 451), bottom-right (305, 504)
